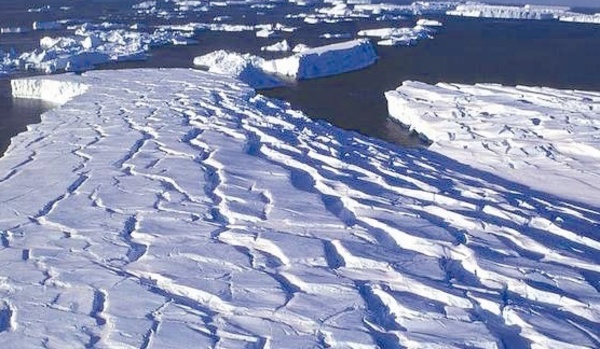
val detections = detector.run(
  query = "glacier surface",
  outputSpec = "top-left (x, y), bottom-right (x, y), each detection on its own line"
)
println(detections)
top-left (0, 69), bottom-right (598, 348)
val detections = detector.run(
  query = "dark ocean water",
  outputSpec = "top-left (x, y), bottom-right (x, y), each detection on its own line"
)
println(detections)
top-left (2, 1), bottom-right (600, 155)
top-left (0, 85), bottom-right (54, 155)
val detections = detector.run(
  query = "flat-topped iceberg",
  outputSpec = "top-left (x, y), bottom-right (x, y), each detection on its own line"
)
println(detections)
top-left (354, 1), bottom-right (459, 16)
top-left (560, 13), bottom-right (600, 24)
top-left (262, 39), bottom-right (377, 79)
top-left (194, 39), bottom-right (378, 87)
top-left (386, 81), bottom-right (600, 205)
top-left (2, 68), bottom-right (598, 349)
top-left (447, 4), bottom-right (569, 20)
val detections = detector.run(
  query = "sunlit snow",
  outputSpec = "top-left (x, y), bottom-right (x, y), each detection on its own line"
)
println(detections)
top-left (0, 68), bottom-right (598, 348)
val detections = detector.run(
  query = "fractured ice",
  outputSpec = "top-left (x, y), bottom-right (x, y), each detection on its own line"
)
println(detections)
top-left (1, 68), bottom-right (598, 349)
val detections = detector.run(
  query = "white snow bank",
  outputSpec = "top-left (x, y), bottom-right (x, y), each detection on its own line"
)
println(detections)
top-left (386, 81), bottom-right (600, 205)
top-left (195, 39), bottom-right (377, 87)
top-left (2, 68), bottom-right (598, 349)
top-left (262, 39), bottom-right (377, 79)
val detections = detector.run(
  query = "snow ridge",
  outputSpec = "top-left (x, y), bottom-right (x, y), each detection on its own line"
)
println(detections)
top-left (0, 69), bottom-right (598, 348)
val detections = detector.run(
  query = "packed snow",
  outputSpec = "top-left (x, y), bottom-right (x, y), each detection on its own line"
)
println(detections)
top-left (1, 68), bottom-right (599, 348)
top-left (386, 81), bottom-right (600, 206)
top-left (194, 39), bottom-right (378, 88)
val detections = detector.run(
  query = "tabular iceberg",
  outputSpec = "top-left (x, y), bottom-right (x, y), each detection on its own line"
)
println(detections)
top-left (447, 4), bottom-right (569, 20)
top-left (2, 68), bottom-right (598, 349)
top-left (560, 13), bottom-right (600, 24)
top-left (194, 39), bottom-right (378, 87)
top-left (262, 39), bottom-right (377, 79)
top-left (385, 81), bottom-right (600, 206)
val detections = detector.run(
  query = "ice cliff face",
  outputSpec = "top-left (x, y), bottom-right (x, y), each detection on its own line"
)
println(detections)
top-left (11, 75), bottom-right (88, 104)
top-left (0, 68), bottom-right (599, 349)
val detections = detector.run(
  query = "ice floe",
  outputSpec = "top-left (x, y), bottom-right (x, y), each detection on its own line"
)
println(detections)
top-left (1, 68), bottom-right (599, 348)
top-left (260, 39), bottom-right (291, 52)
top-left (0, 27), bottom-right (195, 74)
top-left (32, 21), bottom-right (63, 31)
top-left (255, 28), bottom-right (278, 38)
top-left (358, 25), bottom-right (434, 46)
top-left (193, 50), bottom-right (284, 88)
top-left (0, 27), bottom-right (29, 34)
top-left (386, 81), bottom-right (600, 206)
top-left (319, 32), bottom-right (352, 39)
top-left (195, 39), bottom-right (377, 88)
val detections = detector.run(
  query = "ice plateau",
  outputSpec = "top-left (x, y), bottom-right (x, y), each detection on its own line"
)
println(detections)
top-left (0, 68), bottom-right (599, 348)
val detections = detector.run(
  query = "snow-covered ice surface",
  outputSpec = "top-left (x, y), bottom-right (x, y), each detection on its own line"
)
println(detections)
top-left (1, 69), bottom-right (599, 348)
top-left (386, 81), bottom-right (600, 207)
